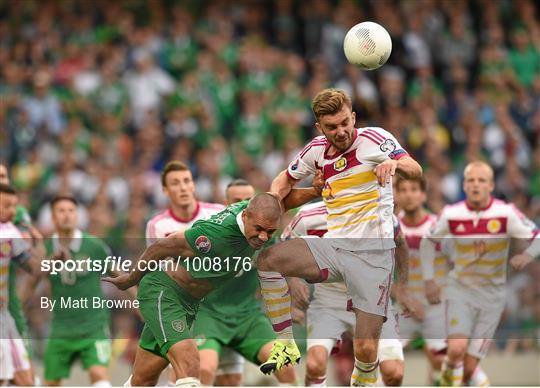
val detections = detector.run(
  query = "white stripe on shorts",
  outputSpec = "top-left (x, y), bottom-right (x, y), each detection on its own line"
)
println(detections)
top-left (158, 290), bottom-right (167, 342)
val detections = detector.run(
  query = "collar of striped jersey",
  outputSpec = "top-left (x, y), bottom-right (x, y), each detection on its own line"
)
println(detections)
top-left (465, 196), bottom-right (494, 212)
top-left (236, 211), bottom-right (246, 237)
top-left (52, 228), bottom-right (83, 252)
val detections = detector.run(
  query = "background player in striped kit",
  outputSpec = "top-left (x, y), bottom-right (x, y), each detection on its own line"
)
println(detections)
top-left (0, 184), bottom-right (43, 385)
top-left (0, 164), bottom-right (42, 386)
top-left (146, 161), bottom-right (225, 245)
top-left (258, 88), bottom-right (422, 385)
top-left (394, 175), bottom-right (489, 386)
top-left (282, 201), bottom-right (408, 386)
top-left (420, 161), bottom-right (540, 386)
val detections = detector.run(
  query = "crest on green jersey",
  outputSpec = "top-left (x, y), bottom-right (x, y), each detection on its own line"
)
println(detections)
top-left (172, 319), bottom-right (186, 333)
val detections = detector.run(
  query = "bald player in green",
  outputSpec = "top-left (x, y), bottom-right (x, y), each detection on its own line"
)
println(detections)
top-left (104, 193), bottom-right (283, 387)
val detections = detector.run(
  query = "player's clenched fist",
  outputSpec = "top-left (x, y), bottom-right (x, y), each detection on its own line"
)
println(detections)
top-left (374, 159), bottom-right (398, 187)
top-left (102, 273), bottom-right (137, 290)
top-left (510, 253), bottom-right (533, 271)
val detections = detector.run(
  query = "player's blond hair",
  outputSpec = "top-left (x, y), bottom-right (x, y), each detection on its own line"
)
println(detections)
top-left (311, 88), bottom-right (352, 121)
top-left (464, 160), bottom-right (494, 181)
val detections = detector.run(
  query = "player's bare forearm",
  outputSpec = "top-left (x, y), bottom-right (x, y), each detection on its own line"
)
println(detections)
top-left (104, 232), bottom-right (195, 290)
top-left (282, 188), bottom-right (320, 211)
top-left (133, 232), bottom-right (194, 280)
top-left (270, 170), bottom-right (296, 200)
top-left (394, 232), bottom-right (409, 287)
top-left (396, 156), bottom-right (422, 179)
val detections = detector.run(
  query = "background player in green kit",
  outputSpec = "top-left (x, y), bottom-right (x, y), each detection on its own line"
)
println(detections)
top-left (195, 180), bottom-right (296, 386)
top-left (104, 193), bottom-right (282, 387)
top-left (36, 195), bottom-right (114, 386)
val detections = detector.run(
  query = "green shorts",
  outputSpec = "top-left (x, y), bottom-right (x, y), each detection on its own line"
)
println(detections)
top-left (44, 338), bottom-right (111, 380)
top-left (193, 308), bottom-right (275, 365)
top-left (138, 271), bottom-right (200, 359)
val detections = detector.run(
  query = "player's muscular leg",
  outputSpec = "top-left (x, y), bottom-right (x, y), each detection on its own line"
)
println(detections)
top-left (353, 309), bottom-right (383, 363)
top-left (305, 346), bottom-right (329, 385)
top-left (167, 339), bottom-right (200, 381)
top-left (131, 347), bottom-right (169, 386)
top-left (88, 365), bottom-right (110, 385)
top-left (446, 335), bottom-right (468, 366)
top-left (462, 353), bottom-right (481, 383)
top-left (199, 349), bottom-right (219, 385)
top-left (379, 360), bottom-right (404, 386)
top-left (257, 239), bottom-right (321, 280)
top-left (258, 342), bottom-right (296, 383)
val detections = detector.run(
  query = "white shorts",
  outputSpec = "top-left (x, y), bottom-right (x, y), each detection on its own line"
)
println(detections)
top-left (306, 305), bottom-right (403, 362)
top-left (304, 238), bottom-right (394, 318)
top-left (445, 299), bottom-right (503, 359)
top-left (399, 303), bottom-right (447, 352)
top-left (216, 347), bottom-right (244, 376)
top-left (0, 310), bottom-right (31, 379)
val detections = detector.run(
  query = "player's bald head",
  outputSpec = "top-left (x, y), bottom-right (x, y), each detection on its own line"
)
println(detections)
top-left (242, 193), bottom-right (282, 249)
top-left (246, 193), bottom-right (283, 221)
top-left (464, 161), bottom-right (494, 182)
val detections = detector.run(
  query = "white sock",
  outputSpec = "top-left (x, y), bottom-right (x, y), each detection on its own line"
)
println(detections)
top-left (306, 375), bottom-right (327, 386)
top-left (92, 380), bottom-right (111, 387)
top-left (175, 377), bottom-right (201, 387)
top-left (351, 358), bottom-right (379, 386)
top-left (468, 366), bottom-right (490, 386)
top-left (441, 357), bottom-right (463, 387)
top-left (123, 375), bottom-right (132, 387)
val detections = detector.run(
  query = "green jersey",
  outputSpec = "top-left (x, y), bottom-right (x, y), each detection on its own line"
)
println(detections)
top-left (44, 230), bottom-right (111, 339)
top-left (197, 236), bottom-right (280, 322)
top-left (14, 205), bottom-right (31, 226)
top-left (184, 200), bottom-right (257, 287)
top-left (199, 269), bottom-right (260, 323)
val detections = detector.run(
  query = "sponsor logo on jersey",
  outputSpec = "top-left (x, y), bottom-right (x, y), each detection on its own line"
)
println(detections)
top-left (195, 235), bottom-right (211, 253)
top-left (456, 223), bottom-right (466, 233)
top-left (487, 219), bottom-right (501, 234)
top-left (380, 139), bottom-right (396, 153)
top-left (172, 319), bottom-right (186, 333)
top-left (450, 318), bottom-right (458, 327)
top-left (334, 157), bottom-right (347, 172)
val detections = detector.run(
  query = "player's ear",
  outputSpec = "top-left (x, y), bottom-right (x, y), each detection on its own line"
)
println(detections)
top-left (351, 110), bottom-right (356, 125)
top-left (314, 121), bottom-right (323, 135)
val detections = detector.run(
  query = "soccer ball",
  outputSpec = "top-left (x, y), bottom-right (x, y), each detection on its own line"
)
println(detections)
top-left (343, 21), bottom-right (392, 70)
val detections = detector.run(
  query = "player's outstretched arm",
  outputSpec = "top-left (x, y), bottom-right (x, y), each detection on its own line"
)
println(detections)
top-left (103, 231), bottom-right (196, 290)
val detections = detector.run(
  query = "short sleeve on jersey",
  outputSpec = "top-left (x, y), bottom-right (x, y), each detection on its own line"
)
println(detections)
top-left (358, 127), bottom-right (408, 164)
top-left (184, 224), bottom-right (217, 256)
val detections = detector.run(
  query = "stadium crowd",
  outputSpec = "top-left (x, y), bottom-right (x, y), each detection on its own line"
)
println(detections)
top-left (1, 0), bottom-right (539, 367)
